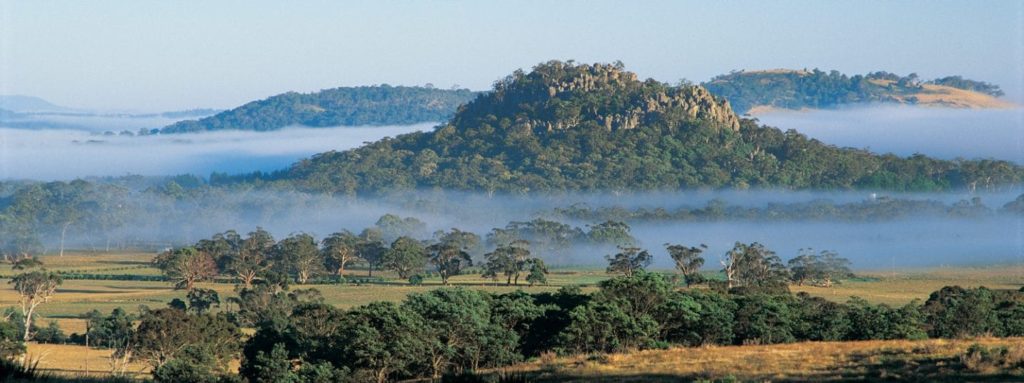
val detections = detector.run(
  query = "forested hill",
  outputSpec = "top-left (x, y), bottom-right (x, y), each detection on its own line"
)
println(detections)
top-left (159, 85), bottom-right (478, 133)
top-left (703, 69), bottom-right (1012, 114)
top-left (268, 61), bottom-right (1022, 195)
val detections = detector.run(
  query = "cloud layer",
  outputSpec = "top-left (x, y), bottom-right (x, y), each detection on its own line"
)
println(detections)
top-left (0, 124), bottom-right (433, 180)
top-left (756, 106), bottom-right (1024, 163)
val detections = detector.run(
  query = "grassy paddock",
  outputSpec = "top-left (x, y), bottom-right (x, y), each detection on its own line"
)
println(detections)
top-left (23, 343), bottom-right (151, 380)
top-left (487, 337), bottom-right (1024, 382)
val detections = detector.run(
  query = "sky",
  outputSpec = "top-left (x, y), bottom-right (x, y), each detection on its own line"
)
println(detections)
top-left (1, 0), bottom-right (1022, 111)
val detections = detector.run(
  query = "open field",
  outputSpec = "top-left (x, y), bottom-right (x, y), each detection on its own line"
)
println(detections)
top-left (1, 251), bottom-right (1022, 379)
top-left (487, 337), bottom-right (1024, 382)
top-left (24, 343), bottom-right (151, 380)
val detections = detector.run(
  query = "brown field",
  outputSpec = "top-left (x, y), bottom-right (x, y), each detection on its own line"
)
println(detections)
top-left (1, 251), bottom-right (1022, 379)
top-left (491, 337), bottom-right (1024, 382)
top-left (24, 343), bottom-right (150, 380)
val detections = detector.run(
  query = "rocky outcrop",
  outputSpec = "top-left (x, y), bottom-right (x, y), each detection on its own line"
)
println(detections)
top-left (482, 61), bottom-right (741, 134)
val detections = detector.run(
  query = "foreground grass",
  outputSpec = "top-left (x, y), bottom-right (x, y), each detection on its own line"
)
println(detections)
top-left (488, 337), bottom-right (1024, 382)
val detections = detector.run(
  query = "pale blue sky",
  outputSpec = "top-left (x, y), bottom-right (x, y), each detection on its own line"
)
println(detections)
top-left (2, 0), bottom-right (1022, 111)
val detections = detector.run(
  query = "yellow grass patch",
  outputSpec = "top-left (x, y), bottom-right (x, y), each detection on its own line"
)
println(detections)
top-left (495, 337), bottom-right (1024, 382)
top-left (25, 342), bottom-right (150, 379)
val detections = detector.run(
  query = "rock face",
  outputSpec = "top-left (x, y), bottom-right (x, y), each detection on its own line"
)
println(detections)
top-left (459, 61), bottom-right (740, 134)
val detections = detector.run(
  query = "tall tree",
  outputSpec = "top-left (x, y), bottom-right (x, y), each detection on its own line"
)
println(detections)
top-left (666, 243), bottom-right (707, 287)
top-left (226, 228), bottom-right (275, 288)
top-left (721, 242), bottom-right (789, 290)
top-left (321, 230), bottom-right (362, 276)
top-left (605, 246), bottom-right (652, 277)
top-left (357, 229), bottom-right (387, 277)
top-left (154, 247), bottom-right (217, 290)
top-left (524, 258), bottom-right (549, 286)
top-left (382, 236), bottom-right (426, 280)
top-left (275, 233), bottom-right (324, 284)
top-left (483, 240), bottom-right (535, 286)
top-left (196, 230), bottom-right (242, 270)
top-left (427, 229), bottom-right (479, 285)
top-left (10, 270), bottom-right (63, 341)
top-left (789, 249), bottom-right (853, 287)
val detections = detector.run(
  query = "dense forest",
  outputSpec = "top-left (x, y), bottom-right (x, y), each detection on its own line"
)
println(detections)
top-left (703, 69), bottom-right (1007, 114)
top-left (158, 85), bottom-right (478, 134)
top-left (262, 61), bottom-right (1023, 195)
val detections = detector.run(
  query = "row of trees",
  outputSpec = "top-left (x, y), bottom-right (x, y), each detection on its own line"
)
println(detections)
top-left (153, 215), bottom-right (642, 289)
top-left (156, 213), bottom-right (853, 295)
top-left (34, 273), bottom-right (1021, 383)
top-left (553, 194), bottom-right (1020, 222)
top-left (606, 242), bottom-right (852, 291)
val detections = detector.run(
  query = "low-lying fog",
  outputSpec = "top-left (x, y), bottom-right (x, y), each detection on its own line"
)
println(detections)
top-left (51, 189), bottom-right (1024, 271)
top-left (0, 124), bottom-right (433, 179)
top-left (0, 112), bottom-right (192, 132)
top-left (756, 106), bottom-right (1024, 163)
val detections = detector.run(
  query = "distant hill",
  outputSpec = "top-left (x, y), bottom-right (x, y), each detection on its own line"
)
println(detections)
top-left (258, 61), bottom-right (1022, 195)
top-left (703, 69), bottom-right (1013, 114)
top-left (159, 85), bottom-right (479, 134)
top-left (0, 95), bottom-right (71, 112)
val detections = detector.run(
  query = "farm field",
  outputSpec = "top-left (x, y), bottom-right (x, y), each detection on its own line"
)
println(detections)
top-left (2, 250), bottom-right (1022, 379)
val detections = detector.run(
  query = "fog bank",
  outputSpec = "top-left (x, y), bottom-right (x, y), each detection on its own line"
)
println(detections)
top-left (0, 124), bottom-right (433, 180)
top-left (42, 189), bottom-right (1024, 271)
top-left (756, 106), bottom-right (1024, 164)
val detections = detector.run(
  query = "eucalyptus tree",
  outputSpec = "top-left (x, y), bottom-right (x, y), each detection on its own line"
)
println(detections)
top-left (154, 247), bottom-right (218, 290)
top-left (383, 236), bottom-right (427, 280)
top-left (225, 227), bottom-right (276, 288)
top-left (321, 229), bottom-right (362, 276)
top-left (483, 239), bottom-right (538, 286)
top-left (10, 268), bottom-right (63, 341)
top-left (605, 246), bottom-right (652, 277)
top-left (666, 243), bottom-right (707, 287)
top-left (275, 233), bottom-right (324, 284)
top-left (427, 229), bottom-right (480, 285)
top-left (721, 242), bottom-right (789, 290)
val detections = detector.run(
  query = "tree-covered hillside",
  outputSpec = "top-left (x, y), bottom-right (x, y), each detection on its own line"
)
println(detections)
top-left (159, 85), bottom-right (478, 133)
top-left (275, 61), bottom-right (1022, 195)
top-left (704, 69), bottom-right (1010, 114)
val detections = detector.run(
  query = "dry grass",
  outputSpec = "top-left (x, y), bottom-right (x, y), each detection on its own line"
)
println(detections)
top-left (744, 78), bottom-right (1017, 114)
top-left (23, 343), bottom-right (151, 379)
top-left (793, 266), bottom-right (1024, 306)
top-left (0, 252), bottom-right (156, 278)
top-left (913, 84), bottom-right (1015, 109)
top-left (493, 337), bottom-right (1024, 382)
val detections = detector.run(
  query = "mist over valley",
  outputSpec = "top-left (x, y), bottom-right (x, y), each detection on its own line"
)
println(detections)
top-left (0, 124), bottom-right (432, 179)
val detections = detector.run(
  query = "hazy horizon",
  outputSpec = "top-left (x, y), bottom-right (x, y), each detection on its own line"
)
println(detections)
top-left (2, 1), bottom-right (1022, 112)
